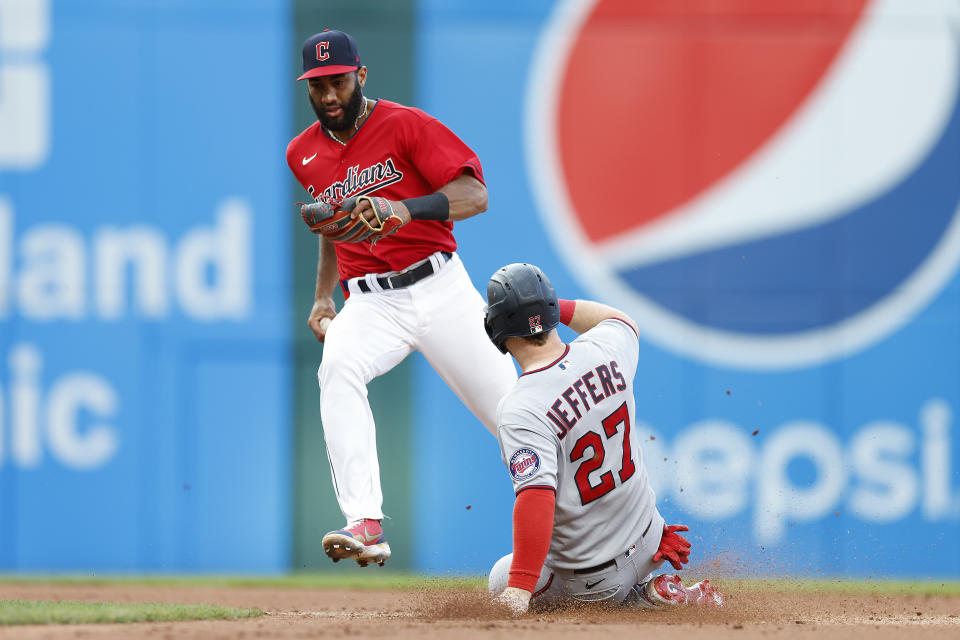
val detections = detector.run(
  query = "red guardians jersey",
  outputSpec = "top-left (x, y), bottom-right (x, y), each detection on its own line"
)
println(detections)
top-left (287, 100), bottom-right (485, 279)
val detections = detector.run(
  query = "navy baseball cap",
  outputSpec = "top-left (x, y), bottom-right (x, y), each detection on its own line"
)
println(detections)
top-left (298, 29), bottom-right (361, 80)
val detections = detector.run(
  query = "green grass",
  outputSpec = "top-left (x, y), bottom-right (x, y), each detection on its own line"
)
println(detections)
top-left (0, 600), bottom-right (261, 626)
top-left (0, 572), bottom-right (485, 590)
top-left (0, 574), bottom-right (958, 596)
top-left (718, 578), bottom-right (960, 597)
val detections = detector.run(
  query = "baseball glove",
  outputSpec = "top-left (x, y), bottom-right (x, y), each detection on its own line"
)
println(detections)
top-left (300, 196), bottom-right (405, 244)
top-left (300, 197), bottom-right (376, 243)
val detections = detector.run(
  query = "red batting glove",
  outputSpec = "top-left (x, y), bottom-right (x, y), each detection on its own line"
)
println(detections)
top-left (652, 524), bottom-right (691, 570)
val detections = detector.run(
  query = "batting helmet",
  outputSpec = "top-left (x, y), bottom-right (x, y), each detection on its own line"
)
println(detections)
top-left (484, 263), bottom-right (560, 354)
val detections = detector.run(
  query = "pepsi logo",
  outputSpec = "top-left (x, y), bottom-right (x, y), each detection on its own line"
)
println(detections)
top-left (527, 0), bottom-right (960, 369)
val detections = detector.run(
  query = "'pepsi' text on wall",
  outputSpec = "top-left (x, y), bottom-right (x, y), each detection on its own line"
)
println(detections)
top-left (642, 398), bottom-right (958, 545)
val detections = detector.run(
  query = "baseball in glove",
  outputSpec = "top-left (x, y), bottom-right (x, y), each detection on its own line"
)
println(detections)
top-left (300, 195), bottom-right (406, 244)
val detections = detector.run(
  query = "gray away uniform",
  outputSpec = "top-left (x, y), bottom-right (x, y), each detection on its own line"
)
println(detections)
top-left (488, 319), bottom-right (666, 605)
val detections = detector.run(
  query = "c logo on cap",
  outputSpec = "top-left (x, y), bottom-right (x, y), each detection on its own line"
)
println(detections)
top-left (315, 41), bottom-right (330, 61)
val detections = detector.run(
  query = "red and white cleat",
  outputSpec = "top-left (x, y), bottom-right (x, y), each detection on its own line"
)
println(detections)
top-left (632, 574), bottom-right (725, 609)
top-left (685, 579), bottom-right (725, 607)
top-left (321, 518), bottom-right (391, 567)
top-left (639, 574), bottom-right (689, 607)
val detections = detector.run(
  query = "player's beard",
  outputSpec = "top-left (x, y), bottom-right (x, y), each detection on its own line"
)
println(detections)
top-left (311, 83), bottom-right (365, 132)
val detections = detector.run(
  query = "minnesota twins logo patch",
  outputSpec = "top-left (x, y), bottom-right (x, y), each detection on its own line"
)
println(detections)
top-left (509, 448), bottom-right (541, 481)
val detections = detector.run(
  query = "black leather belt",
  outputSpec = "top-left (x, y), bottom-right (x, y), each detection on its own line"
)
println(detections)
top-left (573, 517), bottom-right (654, 574)
top-left (573, 559), bottom-right (616, 575)
top-left (355, 251), bottom-right (452, 293)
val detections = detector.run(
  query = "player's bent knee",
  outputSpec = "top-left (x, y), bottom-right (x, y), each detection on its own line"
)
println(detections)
top-left (489, 553), bottom-right (555, 598)
top-left (318, 353), bottom-right (368, 391)
top-left (488, 554), bottom-right (513, 595)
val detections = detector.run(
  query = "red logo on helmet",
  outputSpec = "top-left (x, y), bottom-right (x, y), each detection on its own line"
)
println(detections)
top-left (316, 42), bottom-right (330, 61)
top-left (529, 315), bottom-right (543, 334)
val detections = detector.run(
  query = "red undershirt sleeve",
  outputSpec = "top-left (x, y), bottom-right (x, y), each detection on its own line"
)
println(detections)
top-left (507, 487), bottom-right (556, 592)
top-left (558, 299), bottom-right (576, 326)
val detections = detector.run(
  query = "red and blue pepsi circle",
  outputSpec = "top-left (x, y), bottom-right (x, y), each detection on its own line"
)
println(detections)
top-left (526, 0), bottom-right (960, 369)
top-left (509, 448), bottom-right (541, 481)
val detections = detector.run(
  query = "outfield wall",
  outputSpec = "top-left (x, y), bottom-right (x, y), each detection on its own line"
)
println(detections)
top-left (409, 0), bottom-right (960, 577)
top-left (0, 0), bottom-right (292, 572)
top-left (1, 0), bottom-right (957, 577)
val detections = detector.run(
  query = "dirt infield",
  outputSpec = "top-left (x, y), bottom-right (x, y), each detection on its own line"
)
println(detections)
top-left (0, 581), bottom-right (958, 639)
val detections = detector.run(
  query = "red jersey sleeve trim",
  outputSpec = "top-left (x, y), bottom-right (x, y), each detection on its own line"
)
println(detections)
top-left (507, 487), bottom-right (555, 593)
top-left (558, 299), bottom-right (576, 326)
top-left (461, 159), bottom-right (485, 184)
top-left (441, 159), bottom-right (485, 188)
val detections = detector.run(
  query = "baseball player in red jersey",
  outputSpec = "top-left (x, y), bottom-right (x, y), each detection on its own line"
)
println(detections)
top-left (482, 263), bottom-right (724, 615)
top-left (286, 29), bottom-right (517, 567)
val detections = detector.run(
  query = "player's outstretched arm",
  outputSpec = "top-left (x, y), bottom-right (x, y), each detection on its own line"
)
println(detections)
top-left (491, 487), bottom-right (555, 616)
top-left (307, 236), bottom-right (339, 342)
top-left (561, 299), bottom-right (639, 336)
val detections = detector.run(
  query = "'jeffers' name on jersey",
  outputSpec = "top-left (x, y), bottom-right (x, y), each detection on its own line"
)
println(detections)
top-left (546, 361), bottom-right (627, 439)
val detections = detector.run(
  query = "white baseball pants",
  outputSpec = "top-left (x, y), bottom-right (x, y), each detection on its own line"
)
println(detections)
top-left (318, 252), bottom-right (518, 523)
